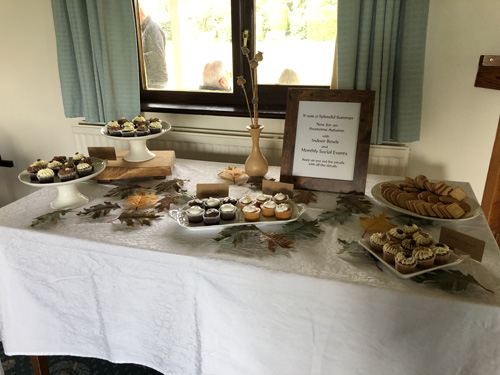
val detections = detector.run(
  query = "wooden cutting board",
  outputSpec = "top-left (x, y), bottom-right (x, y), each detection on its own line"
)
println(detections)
top-left (94, 150), bottom-right (175, 182)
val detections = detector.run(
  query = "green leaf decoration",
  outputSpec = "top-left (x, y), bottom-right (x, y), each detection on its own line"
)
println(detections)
top-left (77, 202), bottom-right (121, 219)
top-left (403, 217), bottom-right (435, 227)
top-left (293, 190), bottom-right (318, 204)
top-left (116, 210), bottom-right (162, 227)
top-left (104, 184), bottom-right (143, 199)
top-left (155, 194), bottom-right (181, 212)
top-left (258, 232), bottom-right (294, 252)
top-left (337, 238), bottom-right (365, 255)
top-left (412, 269), bottom-right (494, 293)
top-left (31, 209), bottom-right (72, 227)
top-left (336, 194), bottom-right (373, 214)
top-left (283, 219), bottom-right (323, 238)
top-left (213, 225), bottom-right (261, 247)
top-left (154, 178), bottom-right (187, 194)
top-left (318, 206), bottom-right (352, 225)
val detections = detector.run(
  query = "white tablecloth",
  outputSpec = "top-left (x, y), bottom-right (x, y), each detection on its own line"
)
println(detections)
top-left (1, 159), bottom-right (500, 375)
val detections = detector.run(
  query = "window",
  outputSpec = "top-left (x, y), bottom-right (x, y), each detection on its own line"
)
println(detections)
top-left (135, 0), bottom-right (337, 119)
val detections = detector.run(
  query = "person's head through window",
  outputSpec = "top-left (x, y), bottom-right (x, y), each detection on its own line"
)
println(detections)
top-left (278, 69), bottom-right (300, 85)
top-left (201, 60), bottom-right (230, 91)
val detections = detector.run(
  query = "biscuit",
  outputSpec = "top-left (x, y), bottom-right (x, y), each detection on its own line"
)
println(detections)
top-left (439, 195), bottom-right (459, 204)
top-left (414, 174), bottom-right (428, 190)
top-left (449, 186), bottom-right (467, 201)
top-left (445, 202), bottom-right (466, 219)
top-left (432, 203), bottom-right (445, 218)
top-left (459, 200), bottom-right (471, 213)
top-left (424, 181), bottom-right (435, 192)
top-left (424, 202), bottom-right (437, 217)
top-left (415, 201), bottom-right (428, 216)
top-left (439, 204), bottom-right (453, 219)
top-left (427, 194), bottom-right (440, 204)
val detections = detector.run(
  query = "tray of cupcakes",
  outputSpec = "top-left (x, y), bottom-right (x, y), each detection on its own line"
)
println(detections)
top-left (168, 192), bottom-right (306, 229)
top-left (101, 116), bottom-right (171, 139)
top-left (358, 225), bottom-right (463, 279)
top-left (18, 152), bottom-right (106, 186)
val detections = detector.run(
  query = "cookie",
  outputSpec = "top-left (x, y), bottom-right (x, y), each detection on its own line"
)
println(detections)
top-left (445, 202), bottom-right (466, 219)
top-left (449, 186), bottom-right (467, 201)
top-left (414, 174), bottom-right (428, 190)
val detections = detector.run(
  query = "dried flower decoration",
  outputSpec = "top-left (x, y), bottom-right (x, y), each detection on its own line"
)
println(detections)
top-left (238, 47), bottom-right (264, 129)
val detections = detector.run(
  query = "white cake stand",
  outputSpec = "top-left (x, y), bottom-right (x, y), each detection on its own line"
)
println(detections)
top-left (101, 121), bottom-right (172, 162)
top-left (18, 158), bottom-right (106, 210)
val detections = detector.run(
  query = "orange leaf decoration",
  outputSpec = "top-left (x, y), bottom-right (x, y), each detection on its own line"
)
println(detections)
top-left (360, 211), bottom-right (396, 234)
top-left (124, 189), bottom-right (158, 210)
top-left (218, 166), bottom-right (249, 185)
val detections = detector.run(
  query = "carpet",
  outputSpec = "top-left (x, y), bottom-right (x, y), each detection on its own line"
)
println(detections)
top-left (0, 342), bottom-right (163, 375)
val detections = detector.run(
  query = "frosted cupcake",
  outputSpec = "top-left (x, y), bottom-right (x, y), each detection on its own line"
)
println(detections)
top-left (413, 231), bottom-right (433, 246)
top-left (36, 168), bottom-right (55, 183)
top-left (136, 123), bottom-right (150, 136)
top-left (47, 160), bottom-right (62, 175)
top-left (34, 159), bottom-right (48, 168)
top-left (388, 227), bottom-right (406, 242)
top-left (203, 208), bottom-right (221, 225)
top-left (72, 152), bottom-right (85, 165)
top-left (412, 246), bottom-right (436, 269)
top-left (58, 167), bottom-right (77, 182)
top-left (204, 197), bottom-right (221, 210)
top-left (272, 192), bottom-right (289, 204)
top-left (382, 241), bottom-right (403, 264)
top-left (255, 193), bottom-right (271, 207)
top-left (107, 121), bottom-right (121, 136)
top-left (431, 243), bottom-right (451, 265)
top-left (401, 238), bottom-right (418, 257)
top-left (369, 232), bottom-right (390, 253)
top-left (186, 205), bottom-right (204, 223)
top-left (239, 194), bottom-right (253, 208)
top-left (76, 162), bottom-right (93, 177)
top-left (403, 224), bottom-right (420, 238)
top-left (242, 205), bottom-right (260, 222)
top-left (275, 203), bottom-right (292, 220)
top-left (219, 203), bottom-right (237, 221)
top-left (261, 200), bottom-right (277, 217)
top-left (27, 164), bottom-right (41, 181)
top-left (394, 253), bottom-right (417, 274)
top-left (148, 121), bottom-right (162, 134)
top-left (133, 115), bottom-right (146, 125)
top-left (121, 122), bottom-right (135, 137)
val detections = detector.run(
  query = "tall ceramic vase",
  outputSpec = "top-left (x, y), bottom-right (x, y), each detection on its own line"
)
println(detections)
top-left (245, 125), bottom-right (268, 178)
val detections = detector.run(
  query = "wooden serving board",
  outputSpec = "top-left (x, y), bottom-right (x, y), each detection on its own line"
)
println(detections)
top-left (94, 150), bottom-right (175, 182)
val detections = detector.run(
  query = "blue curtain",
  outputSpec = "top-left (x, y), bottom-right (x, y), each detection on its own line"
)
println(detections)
top-left (337, 0), bottom-right (429, 144)
top-left (51, 0), bottom-right (140, 123)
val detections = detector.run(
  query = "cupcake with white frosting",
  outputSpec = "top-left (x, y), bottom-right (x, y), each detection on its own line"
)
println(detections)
top-left (36, 168), bottom-right (55, 183)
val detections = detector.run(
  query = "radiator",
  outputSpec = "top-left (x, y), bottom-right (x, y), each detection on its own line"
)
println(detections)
top-left (72, 124), bottom-right (409, 176)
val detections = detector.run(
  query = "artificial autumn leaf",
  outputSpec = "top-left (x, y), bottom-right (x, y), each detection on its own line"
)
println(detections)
top-left (213, 224), bottom-right (261, 247)
top-left (117, 210), bottom-right (162, 227)
top-left (104, 184), bottom-right (143, 199)
top-left (337, 238), bottom-right (365, 255)
top-left (155, 194), bottom-right (181, 212)
top-left (360, 211), bottom-right (396, 234)
top-left (154, 179), bottom-right (187, 194)
top-left (412, 269), bottom-right (494, 293)
top-left (336, 194), bottom-right (373, 214)
top-left (77, 202), bottom-right (121, 219)
top-left (218, 166), bottom-right (249, 185)
top-left (124, 189), bottom-right (158, 210)
top-left (259, 232), bottom-right (294, 252)
top-left (318, 206), bottom-right (352, 225)
top-left (31, 209), bottom-right (72, 227)
top-left (283, 219), bottom-right (323, 238)
top-left (293, 190), bottom-right (318, 204)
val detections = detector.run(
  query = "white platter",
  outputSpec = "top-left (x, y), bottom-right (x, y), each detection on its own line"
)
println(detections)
top-left (371, 181), bottom-right (481, 222)
top-left (101, 121), bottom-right (172, 162)
top-left (168, 202), bottom-right (307, 230)
top-left (358, 239), bottom-right (463, 279)
top-left (18, 158), bottom-right (106, 210)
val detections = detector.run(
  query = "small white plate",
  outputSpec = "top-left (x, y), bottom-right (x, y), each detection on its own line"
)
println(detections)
top-left (371, 181), bottom-right (481, 222)
top-left (168, 202), bottom-right (307, 230)
top-left (358, 239), bottom-right (463, 279)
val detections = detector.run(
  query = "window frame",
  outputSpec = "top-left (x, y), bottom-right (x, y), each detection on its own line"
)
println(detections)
top-left (134, 0), bottom-right (331, 120)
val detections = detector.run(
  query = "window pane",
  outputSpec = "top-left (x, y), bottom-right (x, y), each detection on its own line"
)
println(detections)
top-left (138, 0), bottom-right (233, 92)
top-left (255, 0), bottom-right (337, 86)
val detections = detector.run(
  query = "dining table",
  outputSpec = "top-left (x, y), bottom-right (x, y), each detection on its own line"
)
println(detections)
top-left (1, 158), bottom-right (499, 375)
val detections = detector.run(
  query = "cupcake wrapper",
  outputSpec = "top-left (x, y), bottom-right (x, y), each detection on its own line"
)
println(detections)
top-left (417, 258), bottom-right (436, 269)
top-left (434, 254), bottom-right (450, 265)
top-left (220, 212), bottom-right (236, 221)
top-left (395, 262), bottom-right (416, 274)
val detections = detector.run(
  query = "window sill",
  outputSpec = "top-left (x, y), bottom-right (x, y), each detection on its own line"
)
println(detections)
top-left (140, 101), bottom-right (286, 119)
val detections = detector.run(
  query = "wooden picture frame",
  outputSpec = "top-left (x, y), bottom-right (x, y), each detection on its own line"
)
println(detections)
top-left (280, 89), bottom-right (375, 194)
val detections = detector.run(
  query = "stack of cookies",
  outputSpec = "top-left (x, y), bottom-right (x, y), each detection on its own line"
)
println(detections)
top-left (379, 174), bottom-right (470, 219)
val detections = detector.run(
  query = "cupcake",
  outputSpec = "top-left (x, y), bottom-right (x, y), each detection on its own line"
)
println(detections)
top-left (222, 197), bottom-right (238, 206)
top-left (136, 123), bottom-right (150, 136)
top-left (121, 122), bottom-right (135, 137)
top-left (412, 246), bottom-right (436, 269)
top-left (203, 208), bottom-right (221, 225)
top-left (133, 115), bottom-right (146, 125)
top-left (382, 241), bottom-right (403, 264)
top-left (27, 164), bottom-right (41, 181)
top-left (149, 117), bottom-right (160, 123)
top-left (273, 192), bottom-right (289, 204)
top-left (117, 117), bottom-right (129, 125)
top-left (275, 203), bottom-right (292, 220)
top-left (61, 161), bottom-right (75, 170)
top-left (401, 238), bottom-right (418, 257)
top-left (36, 168), bottom-right (55, 183)
top-left (254, 193), bottom-right (271, 207)
top-left (107, 121), bottom-right (122, 136)
top-left (58, 167), bottom-right (77, 181)
top-left (72, 152), bottom-right (85, 165)
top-left (431, 243), bottom-right (451, 265)
top-left (76, 162), bottom-right (93, 177)
top-left (394, 253), bottom-right (417, 274)
top-left (148, 121), bottom-right (162, 134)
top-left (186, 205), bottom-right (204, 224)
top-left (47, 160), bottom-right (62, 175)
top-left (403, 224), bottom-right (420, 238)
top-left (242, 205), bottom-right (260, 222)
top-left (51, 155), bottom-right (68, 163)
top-left (204, 197), bottom-right (221, 210)
top-left (369, 232), bottom-right (390, 253)
top-left (219, 203), bottom-right (237, 221)
top-left (388, 227), bottom-right (406, 242)
top-left (34, 159), bottom-right (48, 168)
top-left (239, 194), bottom-right (253, 207)
top-left (413, 231), bottom-right (433, 246)
top-left (188, 198), bottom-right (204, 207)
top-left (260, 200), bottom-right (277, 217)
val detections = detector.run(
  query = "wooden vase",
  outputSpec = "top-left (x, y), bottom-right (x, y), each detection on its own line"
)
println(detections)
top-left (245, 125), bottom-right (268, 178)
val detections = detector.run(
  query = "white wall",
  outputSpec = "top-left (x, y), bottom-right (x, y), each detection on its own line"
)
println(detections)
top-left (0, 0), bottom-right (499, 208)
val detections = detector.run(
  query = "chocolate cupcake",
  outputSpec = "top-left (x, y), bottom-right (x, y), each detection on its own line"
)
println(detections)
top-left (58, 167), bottom-right (77, 182)
top-left (107, 121), bottom-right (122, 136)
top-left (188, 198), bottom-right (204, 207)
top-left (51, 155), bottom-right (68, 163)
top-left (47, 160), bottom-right (62, 175)
top-left (203, 208), bottom-right (221, 225)
top-left (27, 164), bottom-right (41, 181)
top-left (219, 203), bottom-right (237, 221)
top-left (136, 123), bottom-right (150, 136)
top-left (117, 117), bottom-right (129, 125)
top-left (204, 197), bottom-right (221, 210)
top-left (222, 197), bottom-right (238, 206)
top-left (36, 168), bottom-right (55, 183)
top-left (121, 122), bottom-right (135, 137)
top-left (72, 152), bottom-right (85, 165)
top-left (186, 205), bottom-right (204, 224)
top-left (394, 253), bottom-right (417, 274)
top-left (76, 162), bottom-right (93, 177)
top-left (148, 121), bottom-right (162, 134)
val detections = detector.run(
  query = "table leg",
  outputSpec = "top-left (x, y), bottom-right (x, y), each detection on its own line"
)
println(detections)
top-left (31, 356), bottom-right (50, 375)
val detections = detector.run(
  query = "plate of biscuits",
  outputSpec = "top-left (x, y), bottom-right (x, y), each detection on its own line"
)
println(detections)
top-left (372, 174), bottom-right (481, 221)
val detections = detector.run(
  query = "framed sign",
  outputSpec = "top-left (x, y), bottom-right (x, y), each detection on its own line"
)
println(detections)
top-left (280, 89), bottom-right (375, 194)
